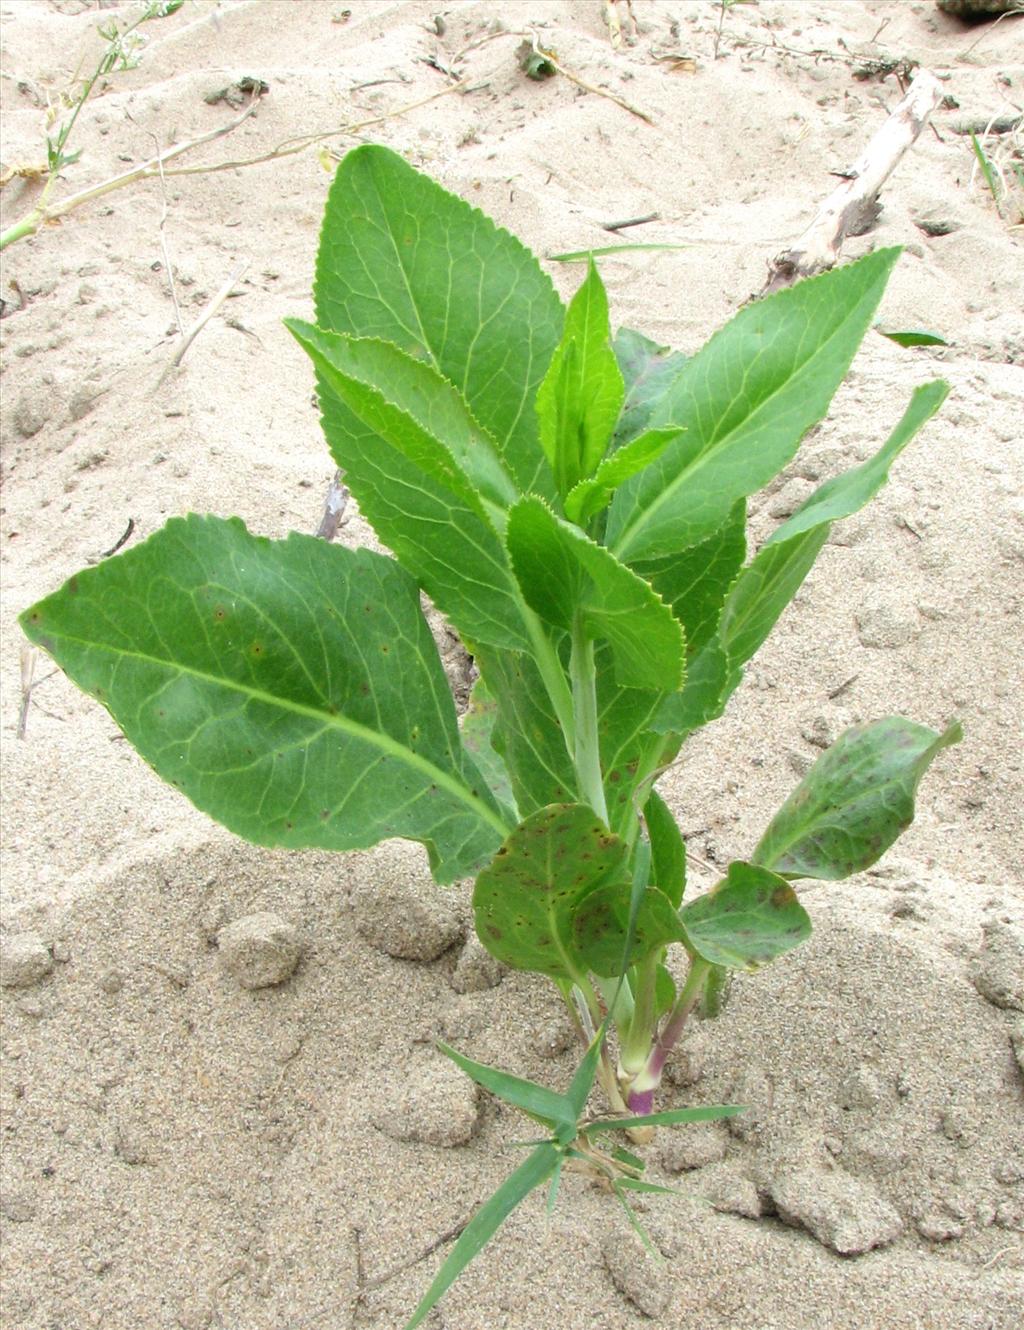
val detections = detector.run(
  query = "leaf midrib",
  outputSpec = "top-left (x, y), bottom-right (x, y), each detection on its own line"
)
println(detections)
top-left (756, 753), bottom-right (910, 870)
top-left (44, 627), bottom-right (511, 838)
top-left (611, 283), bottom-right (878, 561)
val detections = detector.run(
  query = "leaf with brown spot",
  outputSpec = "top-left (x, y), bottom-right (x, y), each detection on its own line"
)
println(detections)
top-left (472, 803), bottom-right (630, 981)
top-left (679, 861), bottom-right (811, 971)
top-left (753, 717), bottom-right (962, 880)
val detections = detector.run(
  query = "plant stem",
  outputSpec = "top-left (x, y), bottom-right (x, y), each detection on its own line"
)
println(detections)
top-left (625, 957), bottom-right (710, 1114)
top-left (615, 733), bottom-right (673, 847)
top-left (595, 974), bottom-right (633, 1029)
top-left (619, 951), bottom-right (658, 1078)
top-left (0, 95), bottom-right (263, 252)
top-left (522, 607), bottom-right (576, 757)
top-left (570, 614), bottom-right (607, 822)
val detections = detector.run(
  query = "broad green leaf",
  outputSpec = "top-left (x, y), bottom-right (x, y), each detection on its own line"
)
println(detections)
top-left (403, 1142), bottom-right (561, 1330)
top-left (536, 257), bottom-right (625, 495)
top-left (288, 324), bottom-right (530, 652)
top-left (472, 803), bottom-right (629, 982)
top-left (573, 883), bottom-right (685, 977)
top-left (612, 327), bottom-right (688, 445)
top-left (645, 789), bottom-right (686, 907)
top-left (288, 320), bottom-right (519, 512)
top-left (437, 1042), bottom-right (574, 1131)
top-left (634, 499), bottom-right (747, 654)
top-left (461, 676), bottom-right (518, 825)
top-left (506, 498), bottom-right (685, 692)
top-left (475, 644), bottom-right (577, 815)
top-left (716, 525), bottom-right (830, 674)
top-left (595, 643), bottom-right (667, 831)
top-left (753, 717), bottom-right (963, 880)
top-left (595, 1103), bottom-right (744, 1131)
top-left (595, 665), bottom-right (664, 840)
top-left (763, 381), bottom-right (949, 547)
top-left (680, 861), bottom-right (811, 970)
top-left (652, 641), bottom-right (729, 736)
top-left (563, 427), bottom-right (680, 526)
top-left (315, 144), bottom-right (562, 498)
top-left (667, 381), bottom-right (949, 727)
top-left (20, 518), bottom-right (507, 881)
top-left (606, 248), bottom-right (902, 563)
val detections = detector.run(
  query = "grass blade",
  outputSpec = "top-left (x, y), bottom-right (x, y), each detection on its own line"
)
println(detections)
top-left (546, 1155), bottom-right (565, 1219)
top-left (971, 133), bottom-right (1002, 209)
top-left (549, 243), bottom-right (690, 262)
top-left (564, 1027), bottom-right (606, 1120)
top-left (596, 1103), bottom-right (744, 1131)
top-left (437, 1042), bottom-right (573, 1130)
top-left (403, 1143), bottom-right (561, 1330)
top-left (612, 1184), bottom-right (664, 1262)
top-left (615, 1176), bottom-right (678, 1197)
top-left (876, 328), bottom-right (948, 348)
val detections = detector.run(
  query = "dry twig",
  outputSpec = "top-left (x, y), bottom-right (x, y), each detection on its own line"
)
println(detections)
top-left (159, 261), bottom-right (249, 383)
top-left (316, 471), bottom-right (350, 541)
top-left (761, 70), bottom-right (943, 294)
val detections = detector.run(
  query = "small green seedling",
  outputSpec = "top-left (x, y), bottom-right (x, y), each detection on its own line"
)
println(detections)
top-left (21, 146), bottom-right (960, 1324)
top-left (0, 0), bottom-right (184, 251)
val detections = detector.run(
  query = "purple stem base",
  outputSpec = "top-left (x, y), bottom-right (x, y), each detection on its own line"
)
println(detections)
top-left (627, 1086), bottom-right (655, 1115)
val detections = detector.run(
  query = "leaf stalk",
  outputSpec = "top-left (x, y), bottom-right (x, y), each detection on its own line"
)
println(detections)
top-left (570, 614), bottom-right (607, 823)
top-left (626, 957), bottom-right (711, 1113)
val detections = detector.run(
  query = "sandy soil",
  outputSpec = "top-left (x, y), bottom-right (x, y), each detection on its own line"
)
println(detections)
top-left (1, 2), bottom-right (1022, 1327)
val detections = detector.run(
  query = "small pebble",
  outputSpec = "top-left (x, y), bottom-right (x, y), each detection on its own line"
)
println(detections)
top-left (659, 1122), bottom-right (729, 1173)
top-left (352, 871), bottom-right (462, 962)
top-left (838, 1065), bottom-right (885, 1111)
top-left (726, 1065), bottom-right (773, 1140)
top-left (450, 933), bottom-right (505, 993)
top-left (941, 1104), bottom-right (976, 1147)
top-left (1010, 1021), bottom-right (1024, 1078)
top-left (916, 1209), bottom-right (964, 1242)
top-left (694, 1162), bottom-right (762, 1218)
top-left (855, 601), bottom-right (919, 649)
top-left (529, 1014), bottom-right (575, 1059)
top-left (374, 1056), bottom-right (480, 1147)
top-left (1, 933), bottom-right (53, 989)
top-left (912, 211), bottom-right (963, 237)
top-left (217, 913), bottom-right (302, 989)
top-left (602, 1229), bottom-right (671, 1318)
top-left (768, 1164), bottom-right (903, 1254)
top-left (12, 389), bottom-right (52, 438)
top-left (972, 921), bottom-right (1024, 1010)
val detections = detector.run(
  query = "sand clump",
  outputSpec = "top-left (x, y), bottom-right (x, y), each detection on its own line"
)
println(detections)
top-left (1, 2), bottom-right (1022, 1327)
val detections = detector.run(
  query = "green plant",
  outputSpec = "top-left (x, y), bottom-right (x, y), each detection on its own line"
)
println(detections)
top-left (0, 0), bottom-right (184, 251)
top-left (970, 128), bottom-right (1024, 226)
top-left (20, 146), bottom-right (960, 1325)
